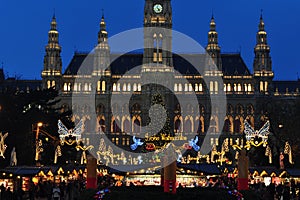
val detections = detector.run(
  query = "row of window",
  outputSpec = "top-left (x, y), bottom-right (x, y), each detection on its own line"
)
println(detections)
top-left (61, 81), bottom-right (253, 93)
top-left (112, 83), bottom-right (142, 92)
top-left (63, 81), bottom-right (106, 92)
top-left (87, 116), bottom-right (248, 134)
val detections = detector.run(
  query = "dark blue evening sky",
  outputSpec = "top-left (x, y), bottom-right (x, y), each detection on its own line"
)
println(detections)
top-left (0, 0), bottom-right (299, 80)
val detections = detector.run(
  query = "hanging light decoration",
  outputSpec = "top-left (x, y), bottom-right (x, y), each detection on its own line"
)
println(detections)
top-left (0, 133), bottom-right (8, 159)
top-left (58, 119), bottom-right (84, 145)
top-left (284, 141), bottom-right (293, 164)
top-left (265, 145), bottom-right (272, 164)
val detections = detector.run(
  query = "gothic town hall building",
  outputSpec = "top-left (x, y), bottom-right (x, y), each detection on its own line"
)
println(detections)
top-left (1, 0), bottom-right (300, 165)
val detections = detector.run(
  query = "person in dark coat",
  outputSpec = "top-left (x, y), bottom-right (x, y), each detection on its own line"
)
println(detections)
top-left (282, 182), bottom-right (290, 200)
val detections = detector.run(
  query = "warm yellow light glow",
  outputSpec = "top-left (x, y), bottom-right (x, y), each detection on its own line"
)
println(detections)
top-left (37, 122), bottom-right (43, 127)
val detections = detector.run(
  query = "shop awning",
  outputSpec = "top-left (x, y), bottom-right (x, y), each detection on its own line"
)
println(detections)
top-left (0, 167), bottom-right (42, 176)
top-left (177, 163), bottom-right (221, 175)
top-left (249, 167), bottom-right (285, 177)
top-left (286, 169), bottom-right (300, 177)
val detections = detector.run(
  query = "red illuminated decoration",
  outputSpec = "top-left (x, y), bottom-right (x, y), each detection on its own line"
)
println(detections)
top-left (183, 143), bottom-right (192, 150)
top-left (146, 143), bottom-right (156, 151)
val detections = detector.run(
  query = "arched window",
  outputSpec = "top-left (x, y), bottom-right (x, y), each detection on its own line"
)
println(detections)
top-left (248, 84), bottom-right (252, 92)
top-left (84, 83), bottom-right (88, 91)
top-left (52, 80), bottom-right (56, 88)
top-left (214, 81), bottom-right (218, 94)
top-left (99, 119), bottom-right (106, 132)
top-left (113, 83), bottom-right (117, 92)
top-left (123, 118), bottom-right (130, 133)
top-left (174, 84), bottom-right (178, 92)
top-left (237, 83), bottom-right (242, 92)
top-left (244, 84), bottom-right (248, 92)
top-left (227, 83), bottom-right (231, 92)
top-left (174, 118), bottom-right (181, 133)
top-left (195, 84), bottom-right (198, 92)
top-left (133, 118), bottom-right (141, 134)
top-left (264, 81), bottom-right (268, 92)
top-left (184, 83), bottom-right (188, 92)
top-left (47, 80), bottom-right (51, 89)
top-left (184, 119), bottom-right (192, 133)
top-left (63, 83), bottom-right (68, 91)
top-left (189, 83), bottom-right (193, 92)
top-left (123, 84), bottom-right (127, 92)
top-left (102, 81), bottom-right (106, 92)
top-left (74, 83), bottom-right (78, 92)
top-left (210, 81), bottom-right (214, 94)
top-left (178, 84), bottom-right (182, 92)
top-left (127, 83), bottom-right (131, 92)
top-left (234, 117), bottom-right (242, 133)
top-left (97, 81), bottom-right (101, 92)
top-left (260, 81), bottom-right (264, 92)
top-left (133, 83), bottom-right (137, 92)
top-left (199, 83), bottom-right (203, 92)
top-left (112, 119), bottom-right (121, 133)
top-left (138, 84), bottom-right (141, 91)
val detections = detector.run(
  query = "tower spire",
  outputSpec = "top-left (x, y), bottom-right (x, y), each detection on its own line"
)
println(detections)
top-left (41, 15), bottom-right (62, 90)
top-left (253, 12), bottom-right (273, 94)
top-left (206, 15), bottom-right (221, 70)
top-left (94, 13), bottom-right (111, 76)
top-left (259, 10), bottom-right (265, 31)
top-left (98, 13), bottom-right (108, 44)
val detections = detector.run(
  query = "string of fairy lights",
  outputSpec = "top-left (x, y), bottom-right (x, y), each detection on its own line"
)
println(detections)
top-left (0, 119), bottom-right (294, 167)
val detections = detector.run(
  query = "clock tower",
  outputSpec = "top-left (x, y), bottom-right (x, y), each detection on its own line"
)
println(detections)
top-left (143, 0), bottom-right (173, 69)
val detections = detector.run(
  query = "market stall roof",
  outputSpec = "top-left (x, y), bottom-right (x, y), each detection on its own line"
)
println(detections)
top-left (177, 163), bottom-right (221, 175)
top-left (1, 166), bottom-right (42, 176)
top-left (249, 167), bottom-right (285, 177)
top-left (286, 169), bottom-right (300, 177)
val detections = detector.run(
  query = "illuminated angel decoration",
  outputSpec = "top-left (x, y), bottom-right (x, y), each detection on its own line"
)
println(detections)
top-left (58, 119), bottom-right (84, 145)
top-left (244, 120), bottom-right (270, 144)
top-left (0, 132), bottom-right (8, 158)
top-left (130, 136), bottom-right (143, 151)
top-left (188, 136), bottom-right (200, 151)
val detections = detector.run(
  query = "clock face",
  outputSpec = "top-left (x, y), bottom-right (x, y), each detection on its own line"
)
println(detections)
top-left (153, 4), bottom-right (163, 14)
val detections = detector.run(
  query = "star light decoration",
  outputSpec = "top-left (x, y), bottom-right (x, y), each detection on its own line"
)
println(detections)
top-left (58, 119), bottom-right (84, 145)
top-left (233, 120), bottom-right (270, 151)
top-left (0, 133), bottom-right (8, 158)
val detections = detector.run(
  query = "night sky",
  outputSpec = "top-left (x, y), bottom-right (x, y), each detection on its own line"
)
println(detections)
top-left (0, 0), bottom-right (299, 80)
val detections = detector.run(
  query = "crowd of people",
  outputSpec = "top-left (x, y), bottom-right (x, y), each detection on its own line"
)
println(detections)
top-left (0, 175), bottom-right (299, 200)
top-left (0, 179), bottom-right (85, 200)
top-left (249, 179), bottom-right (299, 200)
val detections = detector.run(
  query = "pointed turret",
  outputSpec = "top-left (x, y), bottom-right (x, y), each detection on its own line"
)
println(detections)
top-left (253, 13), bottom-right (273, 94)
top-left (206, 15), bottom-right (222, 70)
top-left (98, 14), bottom-right (108, 44)
top-left (41, 15), bottom-right (62, 90)
top-left (93, 14), bottom-right (111, 77)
